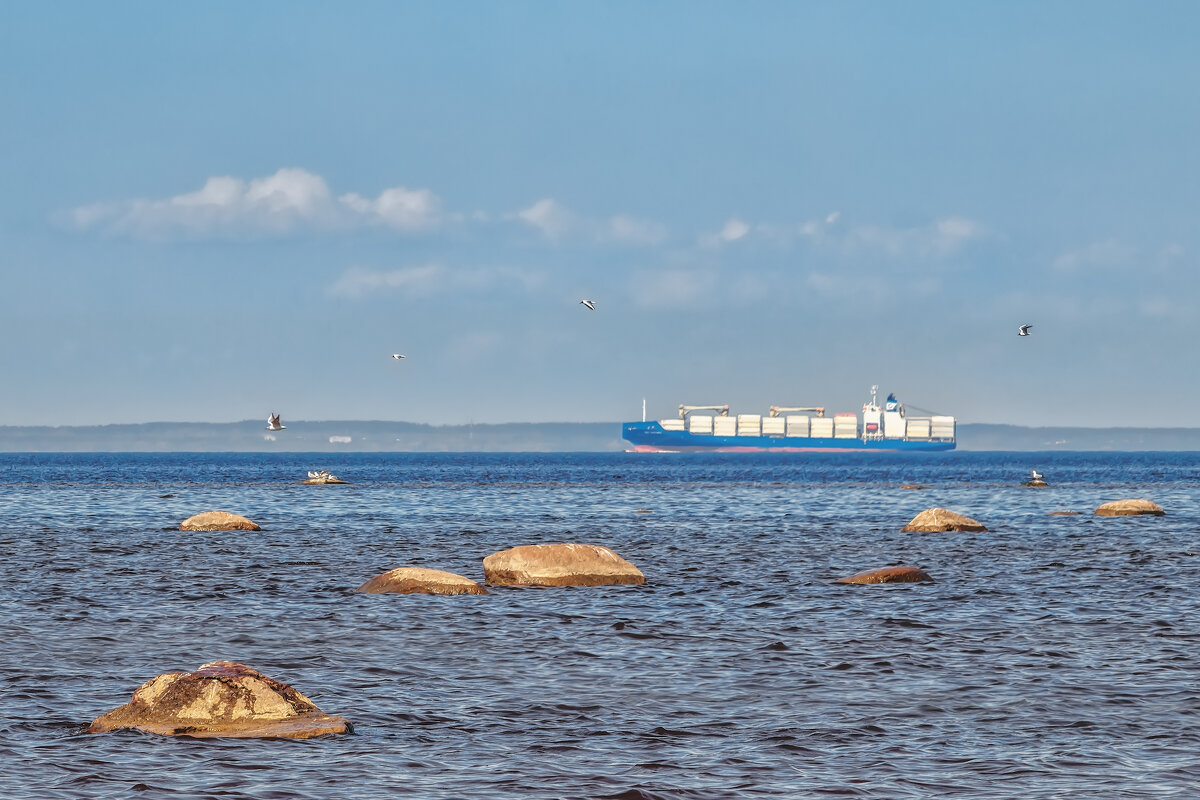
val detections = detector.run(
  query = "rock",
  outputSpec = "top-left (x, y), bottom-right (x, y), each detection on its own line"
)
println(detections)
top-left (901, 508), bottom-right (987, 532)
top-left (179, 511), bottom-right (260, 531)
top-left (835, 566), bottom-right (934, 584)
top-left (1095, 499), bottom-right (1165, 517)
top-left (900, 484), bottom-right (924, 490)
top-left (483, 543), bottom-right (645, 587)
top-left (357, 567), bottom-right (487, 595)
top-left (1047, 510), bottom-right (1081, 516)
top-left (1022, 480), bottom-right (1049, 487)
top-left (303, 476), bottom-right (348, 485)
top-left (87, 661), bottom-right (349, 738)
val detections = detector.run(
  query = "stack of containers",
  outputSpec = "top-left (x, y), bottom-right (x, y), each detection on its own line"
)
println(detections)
top-left (906, 419), bottom-right (931, 439)
top-left (930, 416), bottom-right (956, 440)
top-left (761, 416), bottom-right (786, 436)
top-left (786, 416), bottom-right (810, 437)
top-left (810, 417), bottom-right (834, 438)
top-left (689, 415), bottom-right (714, 434)
top-left (713, 416), bottom-right (738, 437)
top-left (736, 414), bottom-right (761, 436)
top-left (660, 419), bottom-right (685, 431)
top-left (833, 413), bottom-right (858, 439)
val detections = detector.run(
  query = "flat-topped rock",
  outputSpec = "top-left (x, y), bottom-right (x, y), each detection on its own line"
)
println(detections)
top-left (1022, 480), bottom-right (1049, 487)
top-left (901, 508), bottom-right (987, 532)
top-left (900, 484), bottom-right (925, 490)
top-left (88, 661), bottom-right (348, 738)
top-left (483, 543), bottom-right (645, 587)
top-left (357, 567), bottom-right (487, 595)
top-left (303, 476), bottom-right (348, 485)
top-left (1048, 511), bottom-right (1081, 516)
top-left (1095, 499), bottom-right (1165, 517)
top-left (180, 511), bottom-right (260, 531)
top-left (835, 566), bottom-right (934, 584)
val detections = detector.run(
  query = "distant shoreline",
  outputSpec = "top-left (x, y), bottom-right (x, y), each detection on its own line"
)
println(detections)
top-left (3, 421), bottom-right (1200, 452)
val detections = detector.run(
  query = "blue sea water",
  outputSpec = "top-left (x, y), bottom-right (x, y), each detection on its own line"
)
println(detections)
top-left (0, 451), bottom-right (1197, 799)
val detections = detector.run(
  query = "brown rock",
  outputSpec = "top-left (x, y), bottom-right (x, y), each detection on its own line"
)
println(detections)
top-left (483, 543), bottom-right (645, 587)
top-left (901, 508), bottom-right (987, 532)
top-left (179, 511), bottom-right (260, 531)
top-left (303, 477), bottom-right (348, 484)
top-left (87, 661), bottom-right (349, 738)
top-left (1095, 499), bottom-right (1165, 517)
top-left (357, 567), bottom-right (487, 595)
top-left (1022, 480), bottom-right (1049, 487)
top-left (835, 566), bottom-right (934, 584)
top-left (1048, 511), bottom-right (1081, 516)
top-left (900, 484), bottom-right (925, 490)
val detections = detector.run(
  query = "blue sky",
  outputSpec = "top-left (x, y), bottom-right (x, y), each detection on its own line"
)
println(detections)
top-left (2, 2), bottom-right (1198, 427)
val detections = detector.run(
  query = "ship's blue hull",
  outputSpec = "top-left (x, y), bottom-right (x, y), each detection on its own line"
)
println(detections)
top-left (622, 422), bottom-right (955, 452)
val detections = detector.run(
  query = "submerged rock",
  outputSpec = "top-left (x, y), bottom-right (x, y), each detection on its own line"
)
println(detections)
top-left (900, 484), bottom-right (925, 490)
top-left (1047, 511), bottom-right (1081, 516)
top-left (357, 567), bottom-right (487, 595)
top-left (179, 511), bottom-right (260, 531)
top-left (483, 543), bottom-right (645, 587)
top-left (87, 661), bottom-right (349, 738)
top-left (835, 566), bottom-right (934, 584)
top-left (1095, 499), bottom-right (1165, 517)
top-left (901, 508), bottom-right (987, 532)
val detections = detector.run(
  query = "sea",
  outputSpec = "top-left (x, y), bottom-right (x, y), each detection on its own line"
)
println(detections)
top-left (0, 451), bottom-right (1197, 799)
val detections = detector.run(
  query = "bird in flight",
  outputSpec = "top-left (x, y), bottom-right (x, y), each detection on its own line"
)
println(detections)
top-left (266, 413), bottom-right (286, 431)
top-left (580, 300), bottom-right (596, 311)
top-left (1018, 324), bottom-right (1033, 336)
top-left (392, 354), bottom-right (406, 359)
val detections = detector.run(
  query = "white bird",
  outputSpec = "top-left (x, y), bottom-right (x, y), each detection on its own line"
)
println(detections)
top-left (1031, 469), bottom-right (1044, 481)
top-left (266, 413), bottom-right (285, 431)
top-left (580, 300), bottom-right (596, 311)
top-left (1018, 324), bottom-right (1033, 336)
top-left (392, 354), bottom-right (406, 359)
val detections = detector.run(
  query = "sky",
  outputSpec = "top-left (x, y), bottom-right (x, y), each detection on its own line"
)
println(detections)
top-left (2, 1), bottom-right (1198, 427)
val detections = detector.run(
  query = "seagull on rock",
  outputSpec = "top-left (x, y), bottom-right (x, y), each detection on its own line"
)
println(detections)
top-left (1031, 469), bottom-right (1044, 481)
top-left (580, 300), bottom-right (596, 311)
top-left (1018, 324), bottom-right (1033, 336)
top-left (266, 413), bottom-right (285, 431)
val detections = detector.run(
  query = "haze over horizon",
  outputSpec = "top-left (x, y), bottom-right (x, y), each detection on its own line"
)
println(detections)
top-left (3, 3), bottom-right (1197, 429)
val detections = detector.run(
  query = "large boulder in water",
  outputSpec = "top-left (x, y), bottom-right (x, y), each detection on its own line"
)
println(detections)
top-left (835, 566), bottom-right (934, 584)
top-left (901, 508), bottom-right (987, 532)
top-left (87, 661), bottom-right (349, 738)
top-left (357, 567), bottom-right (487, 595)
top-left (180, 511), bottom-right (260, 531)
top-left (483, 543), bottom-right (645, 587)
top-left (1095, 499), bottom-right (1165, 517)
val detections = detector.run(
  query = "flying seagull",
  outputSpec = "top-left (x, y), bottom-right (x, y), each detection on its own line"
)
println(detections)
top-left (1031, 469), bottom-right (1044, 481)
top-left (392, 354), bottom-right (406, 359)
top-left (266, 413), bottom-right (285, 431)
top-left (580, 300), bottom-right (596, 311)
top-left (1018, 324), bottom-right (1033, 336)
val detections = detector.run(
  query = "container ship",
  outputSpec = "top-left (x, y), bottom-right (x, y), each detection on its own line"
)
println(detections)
top-left (623, 387), bottom-right (955, 453)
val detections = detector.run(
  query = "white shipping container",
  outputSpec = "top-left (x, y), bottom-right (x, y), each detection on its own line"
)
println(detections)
top-left (810, 418), bottom-right (834, 438)
top-left (713, 417), bottom-right (738, 436)
top-left (761, 417), bottom-right (786, 435)
top-left (689, 416), bottom-right (713, 434)
top-left (906, 419), bottom-right (930, 439)
top-left (785, 416), bottom-right (810, 437)
top-left (660, 419), bottom-right (685, 431)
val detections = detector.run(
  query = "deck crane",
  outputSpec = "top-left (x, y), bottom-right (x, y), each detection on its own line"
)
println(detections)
top-left (768, 406), bottom-right (825, 418)
top-left (678, 404), bottom-right (730, 419)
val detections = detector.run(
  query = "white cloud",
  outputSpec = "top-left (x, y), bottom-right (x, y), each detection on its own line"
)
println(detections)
top-left (327, 264), bottom-right (544, 299)
top-left (845, 216), bottom-right (984, 258)
top-left (514, 197), bottom-right (667, 245)
top-left (338, 186), bottom-right (442, 231)
top-left (631, 267), bottom-right (766, 309)
top-left (702, 212), bottom-right (839, 247)
top-left (1052, 239), bottom-right (1136, 271)
top-left (71, 168), bottom-right (445, 239)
